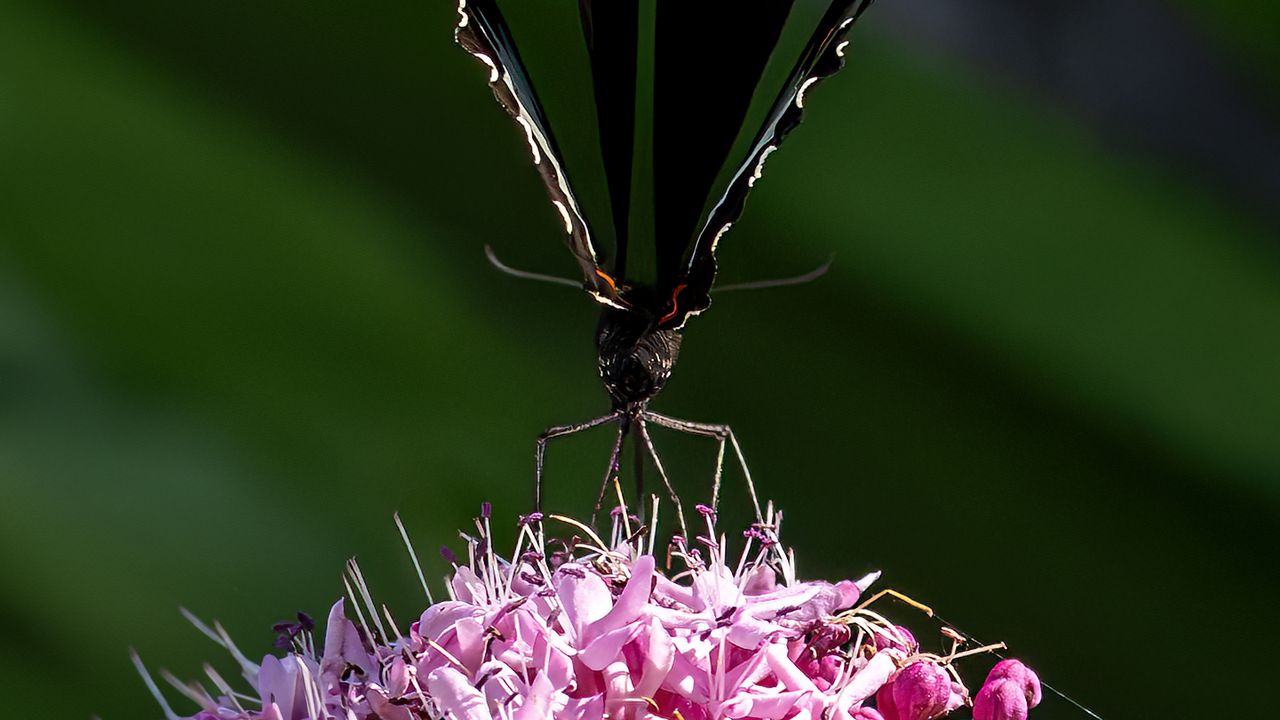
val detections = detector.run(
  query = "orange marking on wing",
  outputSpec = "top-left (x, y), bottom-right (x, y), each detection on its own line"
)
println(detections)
top-left (658, 282), bottom-right (688, 325)
top-left (594, 269), bottom-right (619, 293)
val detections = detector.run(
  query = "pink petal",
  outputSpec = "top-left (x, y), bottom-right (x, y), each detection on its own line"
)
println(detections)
top-left (453, 617), bottom-right (486, 672)
top-left (554, 564), bottom-right (613, 640)
top-left (765, 643), bottom-right (819, 692)
top-left (634, 617), bottom-right (674, 699)
top-left (875, 681), bottom-right (899, 720)
top-left (855, 571), bottom-right (882, 593)
top-left (838, 650), bottom-right (900, 706)
top-left (588, 555), bottom-right (655, 640)
top-left (256, 655), bottom-right (313, 720)
top-left (833, 580), bottom-right (861, 607)
top-left (651, 573), bottom-right (698, 608)
top-left (666, 650), bottom-right (712, 704)
top-left (426, 666), bottom-right (493, 720)
top-left (450, 565), bottom-right (490, 604)
top-left (255, 656), bottom-right (287, 717)
top-left (741, 564), bottom-right (777, 595)
top-left (721, 643), bottom-right (772, 698)
top-left (418, 601), bottom-right (486, 644)
top-left (727, 610), bottom-right (783, 650)
top-left (648, 604), bottom-right (712, 632)
top-left (579, 623), bottom-right (641, 671)
top-left (759, 581), bottom-right (858, 632)
top-left (476, 660), bottom-right (525, 710)
top-left (385, 656), bottom-right (410, 696)
top-left (691, 566), bottom-right (743, 612)
top-left (320, 599), bottom-right (375, 682)
top-left (874, 626), bottom-right (917, 654)
top-left (514, 673), bottom-right (557, 720)
top-left (720, 690), bottom-right (811, 719)
top-left (943, 681), bottom-right (968, 714)
top-left (560, 694), bottom-right (605, 720)
top-left (602, 659), bottom-right (634, 717)
top-left (367, 687), bottom-right (416, 720)
top-left (532, 633), bottom-right (575, 692)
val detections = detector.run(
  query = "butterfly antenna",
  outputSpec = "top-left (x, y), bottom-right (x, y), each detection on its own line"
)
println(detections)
top-left (714, 254), bottom-right (834, 293)
top-left (484, 245), bottom-right (582, 288)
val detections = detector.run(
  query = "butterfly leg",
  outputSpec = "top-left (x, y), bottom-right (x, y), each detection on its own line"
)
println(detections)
top-left (635, 417), bottom-right (690, 541)
top-left (640, 412), bottom-right (763, 523)
top-left (631, 429), bottom-right (645, 512)
top-left (535, 412), bottom-right (620, 513)
top-left (590, 420), bottom-right (629, 529)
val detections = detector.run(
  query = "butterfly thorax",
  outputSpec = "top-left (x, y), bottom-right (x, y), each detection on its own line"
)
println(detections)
top-left (596, 306), bottom-right (683, 413)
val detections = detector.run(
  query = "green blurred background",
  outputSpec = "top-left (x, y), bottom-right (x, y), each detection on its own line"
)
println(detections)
top-left (2, 1), bottom-right (1278, 718)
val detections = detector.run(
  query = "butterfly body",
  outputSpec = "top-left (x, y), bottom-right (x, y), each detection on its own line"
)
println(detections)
top-left (454, 0), bottom-right (876, 527)
top-left (596, 307), bottom-right (682, 413)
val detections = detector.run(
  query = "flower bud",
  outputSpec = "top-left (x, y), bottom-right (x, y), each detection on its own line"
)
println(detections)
top-left (973, 659), bottom-right (1042, 720)
top-left (876, 661), bottom-right (951, 720)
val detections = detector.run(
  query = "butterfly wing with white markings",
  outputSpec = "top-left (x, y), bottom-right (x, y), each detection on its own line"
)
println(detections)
top-left (455, 0), bottom-right (625, 308)
top-left (660, 0), bottom-right (877, 329)
top-left (653, 1), bottom-right (796, 293)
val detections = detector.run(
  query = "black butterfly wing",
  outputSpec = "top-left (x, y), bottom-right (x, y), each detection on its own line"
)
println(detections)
top-left (661, 0), bottom-right (877, 329)
top-left (455, 0), bottom-right (624, 307)
top-left (578, 0), bottom-right (638, 281)
top-left (654, 1), bottom-right (796, 290)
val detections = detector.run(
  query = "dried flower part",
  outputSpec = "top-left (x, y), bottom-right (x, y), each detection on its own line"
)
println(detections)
top-left (137, 502), bottom-right (1039, 720)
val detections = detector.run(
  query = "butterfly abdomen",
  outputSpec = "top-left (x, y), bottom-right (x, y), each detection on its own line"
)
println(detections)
top-left (596, 309), bottom-right (683, 412)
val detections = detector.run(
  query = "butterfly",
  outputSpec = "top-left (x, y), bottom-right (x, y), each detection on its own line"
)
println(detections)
top-left (454, 0), bottom-right (875, 536)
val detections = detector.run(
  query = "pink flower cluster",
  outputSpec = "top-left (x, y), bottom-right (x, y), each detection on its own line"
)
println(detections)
top-left (138, 505), bottom-right (1041, 720)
